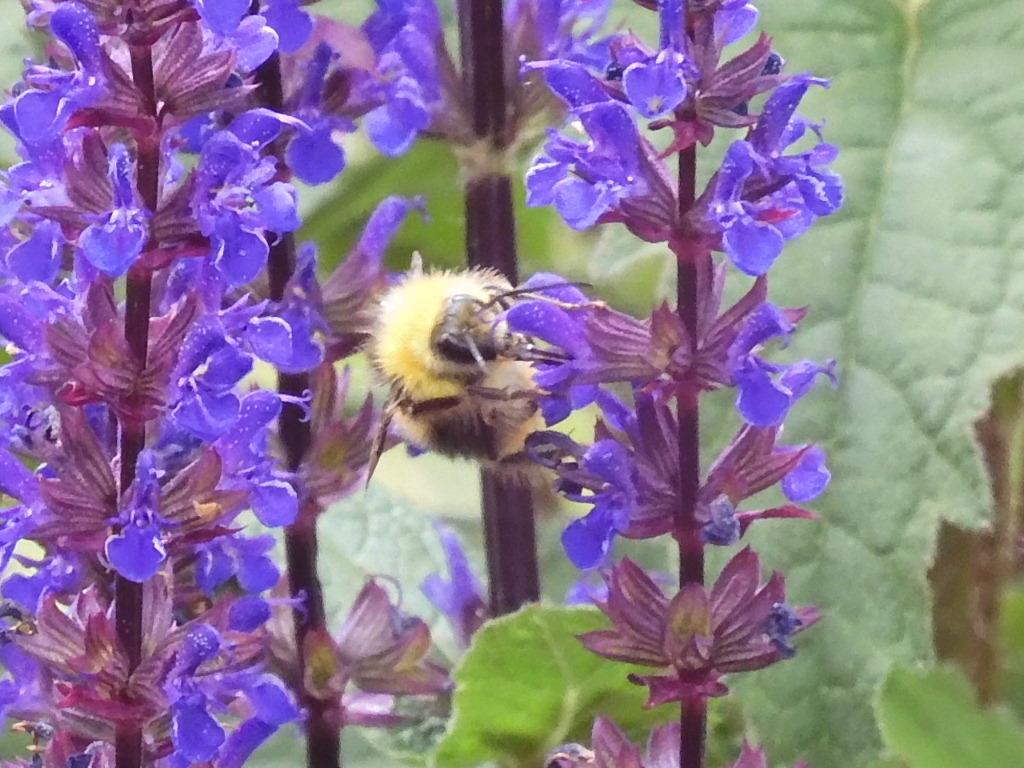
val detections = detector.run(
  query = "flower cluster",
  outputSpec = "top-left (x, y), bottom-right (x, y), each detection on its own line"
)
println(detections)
top-left (0, 1), bottom-right (314, 762)
top-left (516, 0), bottom-right (840, 583)
top-left (0, 1), bottom-right (449, 765)
top-left (511, 0), bottom-right (843, 761)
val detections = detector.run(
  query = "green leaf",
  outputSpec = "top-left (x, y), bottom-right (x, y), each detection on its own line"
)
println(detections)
top-left (697, 0), bottom-right (1024, 764)
top-left (1000, 579), bottom-right (1024, 721)
top-left (878, 666), bottom-right (1024, 767)
top-left (433, 605), bottom-right (669, 768)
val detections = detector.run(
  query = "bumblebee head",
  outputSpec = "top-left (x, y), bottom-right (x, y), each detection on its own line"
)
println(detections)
top-left (430, 293), bottom-right (505, 373)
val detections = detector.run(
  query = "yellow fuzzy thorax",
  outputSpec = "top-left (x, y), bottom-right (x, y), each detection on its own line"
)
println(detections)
top-left (371, 269), bottom-right (508, 401)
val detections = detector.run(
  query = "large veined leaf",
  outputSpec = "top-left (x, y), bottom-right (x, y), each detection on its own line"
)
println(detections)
top-left (433, 605), bottom-right (672, 768)
top-left (878, 665), bottom-right (1024, 766)
top-left (708, 0), bottom-right (1024, 765)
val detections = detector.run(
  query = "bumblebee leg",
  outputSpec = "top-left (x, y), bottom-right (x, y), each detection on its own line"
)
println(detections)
top-left (407, 395), bottom-right (464, 415)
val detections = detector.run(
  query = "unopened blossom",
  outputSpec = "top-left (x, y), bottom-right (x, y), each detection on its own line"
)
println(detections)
top-left (269, 578), bottom-right (448, 730)
top-left (302, 364), bottom-right (378, 505)
top-left (579, 552), bottom-right (818, 705)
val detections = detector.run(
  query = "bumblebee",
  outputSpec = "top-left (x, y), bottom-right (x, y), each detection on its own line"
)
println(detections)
top-left (367, 258), bottom-right (567, 485)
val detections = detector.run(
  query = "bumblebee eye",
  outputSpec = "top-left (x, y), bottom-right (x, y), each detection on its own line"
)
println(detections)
top-left (434, 332), bottom-right (497, 366)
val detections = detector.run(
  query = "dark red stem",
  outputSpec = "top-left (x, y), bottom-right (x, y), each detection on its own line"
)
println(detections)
top-left (675, 144), bottom-right (707, 768)
top-left (456, 0), bottom-right (540, 614)
top-left (255, 51), bottom-right (342, 768)
top-left (114, 44), bottom-right (159, 768)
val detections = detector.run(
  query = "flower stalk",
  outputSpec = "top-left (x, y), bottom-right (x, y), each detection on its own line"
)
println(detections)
top-left (457, 0), bottom-right (541, 614)
top-left (255, 49), bottom-right (342, 768)
top-left (674, 144), bottom-right (708, 768)
top-left (114, 41), bottom-right (159, 768)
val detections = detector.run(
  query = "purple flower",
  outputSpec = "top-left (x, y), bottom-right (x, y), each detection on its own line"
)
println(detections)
top-left (265, 0), bottom-right (314, 53)
top-left (363, 0), bottom-right (443, 156)
top-left (191, 111), bottom-right (302, 286)
top-left (728, 303), bottom-right (837, 426)
top-left (192, 0), bottom-right (278, 71)
top-left (214, 391), bottom-right (299, 528)
top-left (623, 52), bottom-right (688, 118)
top-left (285, 43), bottom-right (351, 185)
top-left (702, 77), bottom-right (843, 274)
top-left (782, 445), bottom-right (831, 502)
top-left (421, 524), bottom-right (488, 647)
top-left (702, 424), bottom-right (830, 512)
top-left (560, 440), bottom-right (639, 569)
top-left (1, 4), bottom-right (104, 163)
top-left (528, 393), bottom-right (680, 561)
top-left (105, 451), bottom-right (166, 582)
top-left (246, 301), bottom-right (324, 374)
top-left (170, 312), bottom-right (255, 441)
top-left (78, 144), bottom-right (149, 277)
top-left (527, 102), bottom-right (677, 238)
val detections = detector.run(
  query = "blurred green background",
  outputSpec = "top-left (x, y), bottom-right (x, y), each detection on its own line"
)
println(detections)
top-left (3, 0), bottom-right (1024, 766)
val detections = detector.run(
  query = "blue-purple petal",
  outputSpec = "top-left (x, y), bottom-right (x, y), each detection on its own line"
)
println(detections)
top-left (250, 480), bottom-right (298, 527)
top-left (562, 507), bottom-right (616, 570)
top-left (173, 695), bottom-right (225, 763)
top-left (213, 227), bottom-right (270, 286)
top-left (287, 127), bottom-right (346, 185)
top-left (229, 596), bottom-right (272, 632)
top-left (541, 62), bottom-right (611, 108)
top-left (79, 208), bottom-right (148, 277)
top-left (623, 56), bottom-right (687, 118)
top-left (7, 221), bottom-right (62, 284)
top-left (723, 217), bottom-right (784, 276)
top-left (105, 522), bottom-right (167, 583)
top-left (505, 300), bottom-right (589, 356)
top-left (782, 446), bottom-right (831, 502)
top-left (734, 359), bottom-right (791, 427)
top-left (265, 0), bottom-right (314, 53)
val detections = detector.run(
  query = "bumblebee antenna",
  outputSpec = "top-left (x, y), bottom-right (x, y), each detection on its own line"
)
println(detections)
top-left (478, 281), bottom-right (594, 310)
